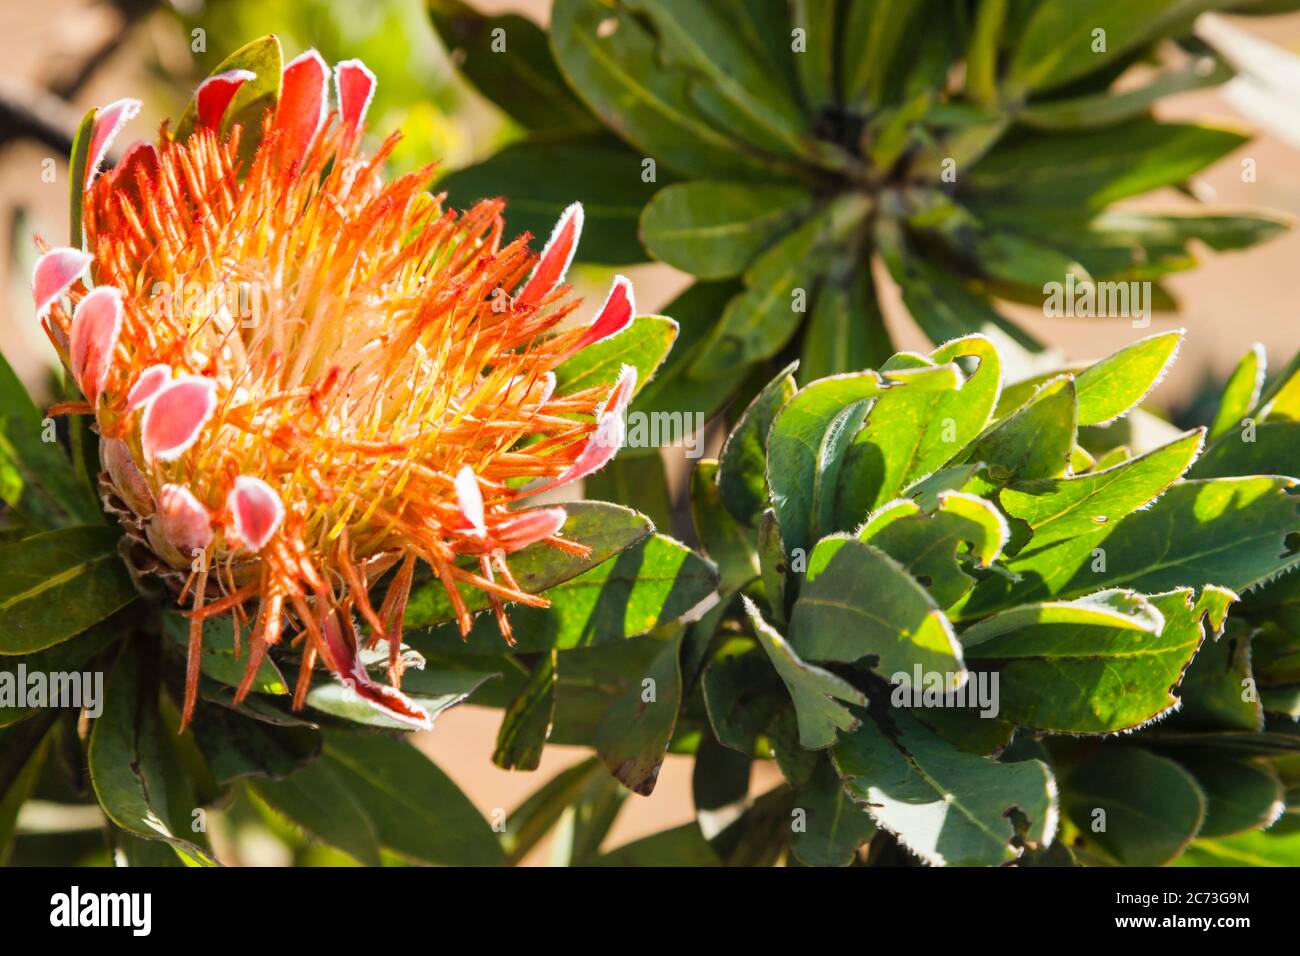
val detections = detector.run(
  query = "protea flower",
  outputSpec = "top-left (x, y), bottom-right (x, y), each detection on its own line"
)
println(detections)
top-left (32, 49), bottom-right (638, 730)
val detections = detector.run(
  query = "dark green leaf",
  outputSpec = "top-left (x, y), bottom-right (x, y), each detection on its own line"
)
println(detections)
top-left (493, 649), bottom-right (556, 771)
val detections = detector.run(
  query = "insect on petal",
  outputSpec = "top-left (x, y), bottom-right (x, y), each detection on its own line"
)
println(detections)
top-left (141, 374), bottom-right (217, 461)
top-left (33, 247), bottom-right (92, 316)
top-left (518, 202), bottom-right (583, 306)
top-left (125, 363), bottom-right (172, 413)
top-left (157, 483), bottom-right (214, 556)
top-left (494, 507), bottom-right (567, 551)
top-left (571, 275), bottom-right (634, 353)
top-left (274, 49), bottom-right (329, 167)
top-left (69, 286), bottom-right (123, 403)
top-left (334, 58), bottom-right (376, 130)
top-left (86, 98), bottom-right (142, 186)
top-left (455, 465), bottom-right (487, 537)
top-left (227, 476), bottom-right (285, 552)
top-left (196, 69), bottom-right (255, 130)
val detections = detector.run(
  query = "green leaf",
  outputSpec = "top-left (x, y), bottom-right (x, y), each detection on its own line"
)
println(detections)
top-left (409, 533), bottom-right (717, 654)
top-left (67, 108), bottom-right (95, 248)
top-left (691, 461), bottom-right (759, 594)
top-left (402, 502), bottom-right (652, 630)
top-left (429, 0), bottom-right (596, 132)
top-left (799, 266), bottom-right (893, 384)
top-left (1063, 747), bottom-right (1205, 866)
top-left (1167, 617), bottom-right (1262, 732)
top-left (550, 0), bottom-right (773, 180)
top-left (175, 35), bottom-right (282, 144)
top-left (190, 705), bottom-right (318, 785)
top-left (1177, 757), bottom-right (1284, 838)
top-left (692, 736), bottom-right (751, 837)
top-left (0, 350), bottom-right (101, 528)
top-left (550, 629), bottom-right (685, 794)
top-left (550, 768), bottom-right (628, 865)
top-left (757, 508), bottom-right (789, 625)
top-left (553, 315), bottom-right (677, 397)
top-left (1175, 827), bottom-right (1300, 867)
top-left (640, 181), bottom-right (813, 279)
top-left (1000, 429), bottom-right (1203, 548)
top-left (690, 194), bottom-right (873, 378)
top-left (790, 0), bottom-right (838, 112)
top-left (841, 0), bottom-right (928, 106)
top-left (88, 641), bottom-right (214, 865)
top-left (837, 334), bottom-right (1002, 519)
top-left (0, 621), bottom-right (119, 727)
top-left (500, 756), bottom-right (604, 864)
top-left (717, 363), bottom-right (797, 528)
top-left (1017, 59), bottom-right (1232, 129)
top-left (958, 477), bottom-right (1300, 614)
top-left (833, 708), bottom-right (1056, 866)
top-left (1210, 344), bottom-right (1266, 441)
top-left (0, 715), bottom-right (54, 863)
top-left (0, 526), bottom-right (136, 655)
top-left (744, 597), bottom-right (866, 750)
top-left (1072, 329), bottom-right (1183, 426)
top-left (963, 588), bottom-right (1231, 734)
top-left (593, 821), bottom-right (721, 866)
top-left (789, 537), bottom-right (965, 686)
top-left (493, 650), bottom-right (556, 772)
top-left (790, 757), bottom-right (877, 867)
top-left (162, 612), bottom-right (287, 696)
top-left (857, 492), bottom-right (1008, 609)
top-left (249, 757), bottom-right (381, 866)
top-left (962, 375), bottom-right (1076, 482)
top-left (439, 137), bottom-right (658, 265)
top-left (967, 120), bottom-right (1248, 212)
top-left (1192, 421), bottom-right (1300, 482)
top-left (767, 363), bottom-right (962, 556)
top-left (324, 732), bottom-right (502, 866)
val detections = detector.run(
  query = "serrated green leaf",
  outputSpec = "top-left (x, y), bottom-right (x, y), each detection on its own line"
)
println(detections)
top-left (440, 137), bottom-right (659, 265)
top-left (1000, 429), bottom-right (1203, 547)
top-left (640, 181), bottom-right (812, 280)
top-left (324, 732), bottom-right (502, 865)
top-left (833, 708), bottom-right (1056, 866)
top-left (1063, 746), bottom-right (1205, 866)
top-left (1167, 617), bottom-right (1262, 732)
top-left (858, 492), bottom-right (1008, 609)
top-left (1210, 344), bottom-right (1266, 441)
top-left (767, 363), bottom-right (962, 556)
top-left (790, 537), bottom-right (965, 687)
top-left (744, 596), bottom-right (866, 750)
top-left (1073, 329), bottom-right (1183, 426)
top-left (961, 375), bottom-right (1076, 482)
top-left (0, 526), bottom-right (135, 655)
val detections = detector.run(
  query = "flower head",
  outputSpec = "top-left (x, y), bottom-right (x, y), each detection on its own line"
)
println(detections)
top-left (34, 48), bottom-right (637, 728)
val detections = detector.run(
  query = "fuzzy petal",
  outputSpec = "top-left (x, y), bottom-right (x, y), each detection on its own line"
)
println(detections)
top-left (455, 465), bottom-right (487, 537)
top-left (518, 202), bottom-right (583, 306)
top-left (140, 375), bottom-right (217, 461)
top-left (494, 507), bottom-right (567, 551)
top-left (529, 364), bottom-right (636, 494)
top-left (227, 475), bottom-right (284, 552)
top-left (69, 286), bottom-right (122, 403)
top-left (571, 275), bottom-right (634, 353)
top-left (33, 247), bottom-right (92, 316)
top-left (197, 69), bottom-right (255, 129)
top-left (334, 58), bottom-right (376, 130)
top-left (274, 49), bottom-right (329, 167)
top-left (157, 483), bottom-right (213, 556)
top-left (125, 363), bottom-right (172, 413)
top-left (86, 98), bottom-right (142, 186)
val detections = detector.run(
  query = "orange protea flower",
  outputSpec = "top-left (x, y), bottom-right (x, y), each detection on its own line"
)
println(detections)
top-left (32, 51), bottom-right (639, 729)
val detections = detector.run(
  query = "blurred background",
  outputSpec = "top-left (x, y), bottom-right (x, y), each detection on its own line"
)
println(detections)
top-left (2, 0), bottom-right (1298, 864)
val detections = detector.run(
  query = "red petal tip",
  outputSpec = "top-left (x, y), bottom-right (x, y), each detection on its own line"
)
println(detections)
top-left (275, 49), bottom-right (329, 166)
top-left (573, 274), bottom-right (635, 353)
top-left (518, 201), bottom-right (583, 306)
top-left (69, 286), bottom-right (123, 403)
top-left (125, 363), bottom-right (172, 413)
top-left (86, 98), bottom-right (142, 186)
top-left (33, 247), bottom-right (92, 316)
top-left (334, 58), bottom-right (377, 130)
top-left (196, 69), bottom-right (255, 129)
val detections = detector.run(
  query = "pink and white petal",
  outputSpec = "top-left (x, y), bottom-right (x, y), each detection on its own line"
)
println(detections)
top-left (69, 286), bottom-right (123, 403)
top-left (196, 69), bottom-right (255, 129)
top-left (102, 437), bottom-right (155, 517)
top-left (227, 475), bottom-right (284, 552)
top-left (518, 202), bottom-right (583, 306)
top-left (125, 363), bottom-right (172, 413)
top-left (86, 98), bottom-right (142, 186)
top-left (455, 465), bottom-right (487, 537)
top-left (527, 364), bottom-right (636, 495)
top-left (157, 483), bottom-right (213, 555)
top-left (334, 58), bottom-right (376, 129)
top-left (317, 613), bottom-right (432, 730)
top-left (571, 274), bottom-right (634, 353)
top-left (274, 49), bottom-right (329, 166)
top-left (33, 248), bottom-right (92, 316)
top-left (493, 507), bottom-right (567, 551)
top-left (140, 375), bottom-right (217, 461)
